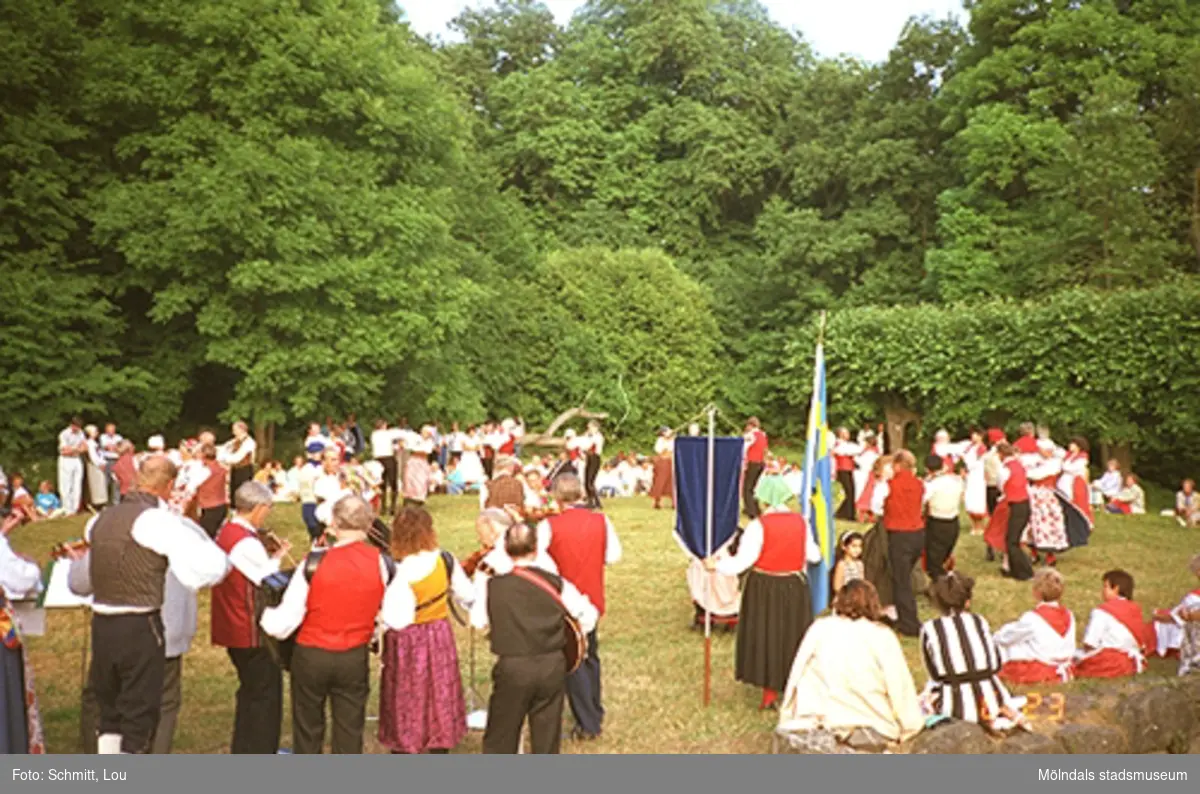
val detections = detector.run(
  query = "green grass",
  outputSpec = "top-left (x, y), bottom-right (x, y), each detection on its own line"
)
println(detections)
top-left (11, 497), bottom-right (1197, 754)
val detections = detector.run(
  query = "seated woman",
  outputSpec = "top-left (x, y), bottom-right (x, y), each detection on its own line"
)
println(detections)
top-left (777, 580), bottom-right (923, 752)
top-left (1090, 459), bottom-right (1122, 506)
top-left (1151, 554), bottom-right (1200, 667)
top-left (1174, 479), bottom-right (1198, 528)
top-left (919, 573), bottom-right (1024, 728)
top-left (994, 569), bottom-right (1076, 684)
top-left (1106, 474), bottom-right (1145, 515)
top-left (1073, 569), bottom-right (1153, 679)
top-left (4, 475), bottom-right (37, 525)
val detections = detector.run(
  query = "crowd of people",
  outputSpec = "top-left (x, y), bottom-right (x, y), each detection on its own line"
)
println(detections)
top-left (0, 412), bottom-right (1198, 757)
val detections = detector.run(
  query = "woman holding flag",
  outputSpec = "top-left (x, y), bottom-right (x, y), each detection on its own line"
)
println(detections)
top-left (705, 474), bottom-right (818, 710)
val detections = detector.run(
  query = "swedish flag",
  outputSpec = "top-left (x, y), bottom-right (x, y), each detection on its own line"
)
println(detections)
top-left (798, 340), bottom-right (835, 614)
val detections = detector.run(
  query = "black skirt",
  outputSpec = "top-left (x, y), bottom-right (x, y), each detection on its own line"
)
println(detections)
top-left (735, 570), bottom-right (812, 692)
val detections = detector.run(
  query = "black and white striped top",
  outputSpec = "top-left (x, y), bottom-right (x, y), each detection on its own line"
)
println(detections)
top-left (920, 612), bottom-right (1016, 724)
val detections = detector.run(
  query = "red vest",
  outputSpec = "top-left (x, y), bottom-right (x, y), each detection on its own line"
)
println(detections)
top-left (756, 512), bottom-right (807, 572)
top-left (498, 434), bottom-right (515, 455)
top-left (211, 520), bottom-right (261, 648)
top-left (546, 507), bottom-right (608, 616)
top-left (834, 453), bottom-right (854, 473)
top-left (113, 454), bottom-right (137, 496)
top-left (1014, 436), bottom-right (1038, 454)
top-left (745, 430), bottom-right (768, 464)
top-left (196, 460), bottom-right (228, 509)
top-left (1002, 459), bottom-right (1029, 503)
top-left (297, 542), bottom-right (386, 651)
top-left (883, 469), bottom-right (924, 531)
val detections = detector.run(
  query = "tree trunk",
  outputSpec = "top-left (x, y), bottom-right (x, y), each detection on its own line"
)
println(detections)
top-left (254, 420), bottom-right (267, 466)
top-left (1112, 442), bottom-right (1133, 474)
top-left (883, 398), bottom-right (921, 453)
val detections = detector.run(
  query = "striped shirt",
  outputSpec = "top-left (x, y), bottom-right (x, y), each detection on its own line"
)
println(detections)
top-left (920, 612), bottom-right (1016, 724)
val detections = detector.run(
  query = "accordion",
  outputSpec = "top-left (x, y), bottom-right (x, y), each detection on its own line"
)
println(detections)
top-left (258, 568), bottom-right (297, 670)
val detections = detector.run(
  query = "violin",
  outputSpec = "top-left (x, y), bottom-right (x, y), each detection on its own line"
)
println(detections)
top-left (256, 528), bottom-right (293, 561)
top-left (461, 545), bottom-right (493, 578)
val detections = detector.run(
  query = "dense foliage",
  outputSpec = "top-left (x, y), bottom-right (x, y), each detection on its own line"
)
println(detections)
top-left (2, 0), bottom-right (1198, 477)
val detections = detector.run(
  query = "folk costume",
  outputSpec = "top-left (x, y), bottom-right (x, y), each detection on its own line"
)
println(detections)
top-left (852, 439), bottom-right (881, 512)
top-left (742, 427), bottom-right (769, 519)
top-left (212, 516), bottom-right (285, 754)
top-left (195, 458), bottom-right (229, 539)
top-left (1022, 446), bottom-right (1068, 554)
top-left (920, 609), bottom-right (1021, 724)
top-left (1058, 450), bottom-right (1094, 526)
top-left (219, 436), bottom-right (257, 504)
top-left (650, 431), bottom-right (675, 509)
top-left (922, 471), bottom-right (963, 582)
top-left (86, 492), bottom-right (229, 754)
top-left (479, 561), bottom-right (598, 754)
top-left (882, 468), bottom-right (925, 636)
top-left (537, 504), bottom-right (622, 738)
top-left (985, 457), bottom-right (1033, 581)
top-left (580, 428), bottom-right (605, 510)
top-left (0, 529), bottom-right (44, 754)
top-left (458, 433), bottom-right (486, 487)
top-left (983, 430), bottom-right (1006, 515)
top-left (378, 550), bottom-right (473, 754)
top-left (1154, 589), bottom-right (1200, 675)
top-left (832, 438), bottom-right (862, 521)
top-left (1073, 598), bottom-right (1154, 679)
top-left (962, 441), bottom-right (989, 521)
top-left (716, 476), bottom-right (818, 707)
top-left (261, 540), bottom-right (413, 754)
top-left (993, 603), bottom-right (1076, 684)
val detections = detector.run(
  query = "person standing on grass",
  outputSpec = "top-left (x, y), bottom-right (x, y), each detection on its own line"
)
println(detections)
top-left (194, 443), bottom-right (229, 539)
top-left (0, 513), bottom-right (44, 753)
top-left (218, 422), bottom-right (257, 505)
top-left (480, 521), bottom-right (597, 754)
top-left (371, 420), bottom-right (401, 515)
top-left (58, 416), bottom-right (88, 514)
top-left (986, 442), bottom-right (1034, 582)
top-left (742, 418), bottom-right (768, 519)
top-left (832, 427), bottom-right (863, 521)
top-left (261, 495), bottom-right (413, 755)
top-left (537, 472), bottom-right (621, 740)
top-left (212, 482), bottom-right (291, 754)
top-left (83, 456), bottom-right (229, 754)
top-left (921, 454), bottom-right (962, 582)
top-left (377, 507), bottom-right (473, 754)
top-left (881, 450), bottom-right (924, 637)
top-left (708, 474), bottom-right (819, 711)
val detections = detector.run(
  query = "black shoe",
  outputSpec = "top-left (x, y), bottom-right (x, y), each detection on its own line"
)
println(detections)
top-left (985, 548), bottom-right (995, 562)
top-left (571, 726), bottom-right (601, 742)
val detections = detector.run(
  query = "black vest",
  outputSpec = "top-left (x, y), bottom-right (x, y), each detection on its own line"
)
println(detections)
top-left (487, 567), bottom-right (565, 657)
top-left (90, 491), bottom-right (169, 609)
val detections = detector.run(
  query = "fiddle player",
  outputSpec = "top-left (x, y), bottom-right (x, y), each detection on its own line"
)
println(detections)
top-left (478, 522), bottom-right (596, 754)
top-left (212, 482), bottom-right (292, 754)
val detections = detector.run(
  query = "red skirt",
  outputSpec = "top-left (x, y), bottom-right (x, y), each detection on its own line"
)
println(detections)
top-left (985, 500), bottom-right (1009, 552)
top-left (1000, 659), bottom-right (1070, 685)
top-left (650, 455), bottom-right (674, 500)
top-left (1072, 648), bottom-right (1137, 679)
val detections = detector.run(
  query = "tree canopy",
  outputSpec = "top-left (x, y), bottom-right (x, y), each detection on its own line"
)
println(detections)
top-left (2, 0), bottom-right (1198, 476)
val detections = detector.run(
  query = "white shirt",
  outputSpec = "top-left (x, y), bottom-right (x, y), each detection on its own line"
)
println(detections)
top-left (226, 516), bottom-right (282, 586)
top-left (449, 432), bottom-right (465, 453)
top-left (923, 473), bottom-right (964, 520)
top-left (99, 432), bottom-right (123, 460)
top-left (0, 534), bottom-right (41, 600)
top-left (176, 459), bottom-right (210, 494)
top-left (871, 480), bottom-right (890, 517)
top-left (85, 438), bottom-right (107, 467)
top-left (259, 539), bottom-right (414, 639)
top-left (716, 507), bottom-right (821, 576)
top-left (382, 549), bottom-right (474, 630)
top-left (59, 427), bottom-right (86, 457)
top-left (471, 557), bottom-right (597, 634)
top-left (219, 437), bottom-right (256, 467)
top-left (83, 500), bottom-right (230, 614)
top-left (313, 473), bottom-right (352, 526)
top-left (536, 509), bottom-right (623, 566)
top-left (993, 603), bottom-right (1076, 669)
top-left (654, 436), bottom-right (673, 455)
top-left (370, 428), bottom-right (402, 459)
top-left (1078, 601), bottom-right (1145, 669)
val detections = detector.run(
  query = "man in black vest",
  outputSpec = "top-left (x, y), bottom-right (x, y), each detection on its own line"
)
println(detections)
top-left (479, 522), bottom-right (597, 754)
top-left (87, 455), bottom-right (229, 754)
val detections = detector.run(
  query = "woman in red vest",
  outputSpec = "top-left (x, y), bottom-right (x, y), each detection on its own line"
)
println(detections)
top-left (377, 507), bottom-right (473, 754)
top-left (211, 481), bottom-right (291, 753)
top-left (194, 443), bottom-right (230, 539)
top-left (708, 474), bottom-right (818, 710)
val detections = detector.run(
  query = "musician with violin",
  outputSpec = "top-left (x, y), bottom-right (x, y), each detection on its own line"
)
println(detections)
top-left (212, 481), bottom-right (292, 754)
top-left (1, 505), bottom-right (43, 753)
top-left (478, 520), bottom-right (597, 754)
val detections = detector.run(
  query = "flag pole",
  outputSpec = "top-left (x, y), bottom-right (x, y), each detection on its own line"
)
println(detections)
top-left (704, 404), bottom-right (715, 707)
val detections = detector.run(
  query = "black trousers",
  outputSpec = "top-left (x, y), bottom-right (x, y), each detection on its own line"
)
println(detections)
top-left (584, 454), bottom-right (601, 509)
top-left (90, 612), bottom-right (166, 754)
top-left (482, 653), bottom-right (566, 754)
top-left (482, 455), bottom-right (494, 479)
top-left (886, 530), bottom-right (925, 636)
top-left (924, 516), bottom-right (960, 580)
top-left (743, 462), bottom-right (764, 518)
top-left (80, 655), bottom-right (180, 754)
top-left (228, 647), bottom-right (283, 754)
top-left (565, 629), bottom-right (603, 736)
top-left (199, 505), bottom-right (227, 539)
top-left (290, 644), bottom-right (369, 754)
top-left (229, 466), bottom-right (254, 505)
top-left (376, 457), bottom-right (398, 513)
top-left (1006, 501), bottom-right (1034, 581)
top-left (836, 469), bottom-right (857, 520)
top-left (986, 486), bottom-right (1001, 516)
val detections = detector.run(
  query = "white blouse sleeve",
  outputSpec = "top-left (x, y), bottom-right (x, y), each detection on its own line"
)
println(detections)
top-left (716, 520), bottom-right (763, 576)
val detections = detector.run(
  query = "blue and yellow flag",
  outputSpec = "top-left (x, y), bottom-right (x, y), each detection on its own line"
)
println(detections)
top-left (798, 340), bottom-right (835, 615)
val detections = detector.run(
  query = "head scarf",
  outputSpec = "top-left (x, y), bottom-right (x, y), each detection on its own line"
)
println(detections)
top-left (987, 428), bottom-right (1005, 444)
top-left (754, 474), bottom-right (794, 510)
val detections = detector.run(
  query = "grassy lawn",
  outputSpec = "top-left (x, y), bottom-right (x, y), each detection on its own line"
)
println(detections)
top-left (10, 495), bottom-right (1197, 754)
